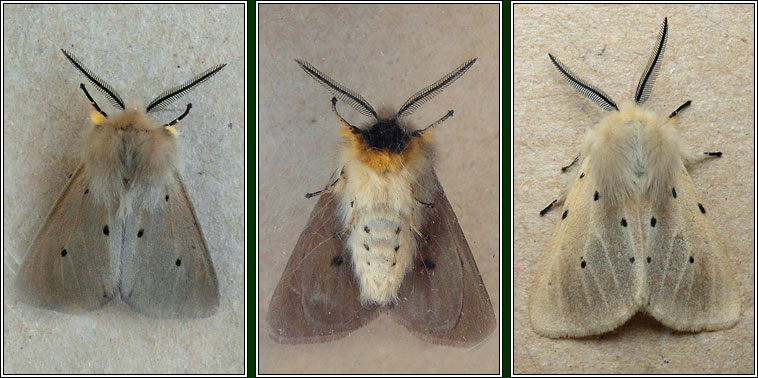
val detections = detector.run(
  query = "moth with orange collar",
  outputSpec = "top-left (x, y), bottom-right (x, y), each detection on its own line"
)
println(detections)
top-left (268, 58), bottom-right (496, 346)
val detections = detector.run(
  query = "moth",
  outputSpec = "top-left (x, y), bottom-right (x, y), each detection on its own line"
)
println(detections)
top-left (15, 49), bottom-right (225, 318)
top-left (530, 18), bottom-right (741, 338)
top-left (267, 59), bottom-right (496, 346)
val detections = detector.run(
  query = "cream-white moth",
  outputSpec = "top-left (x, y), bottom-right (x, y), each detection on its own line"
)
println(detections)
top-left (15, 49), bottom-right (225, 318)
top-left (267, 59), bottom-right (496, 346)
top-left (530, 18), bottom-right (741, 338)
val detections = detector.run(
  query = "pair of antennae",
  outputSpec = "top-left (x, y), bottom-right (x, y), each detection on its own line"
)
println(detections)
top-left (61, 49), bottom-right (225, 126)
top-left (548, 17), bottom-right (669, 112)
top-left (295, 58), bottom-right (476, 131)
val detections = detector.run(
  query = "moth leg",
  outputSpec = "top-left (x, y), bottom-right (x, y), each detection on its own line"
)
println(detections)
top-left (668, 100), bottom-right (692, 119)
top-left (683, 151), bottom-right (723, 165)
top-left (539, 197), bottom-right (565, 216)
top-left (412, 110), bottom-right (454, 137)
top-left (410, 211), bottom-right (430, 242)
top-left (560, 155), bottom-right (579, 172)
top-left (334, 201), bottom-right (356, 239)
top-left (305, 168), bottom-right (345, 198)
top-left (164, 103), bottom-right (192, 127)
top-left (79, 83), bottom-right (108, 118)
top-left (331, 97), bottom-right (362, 134)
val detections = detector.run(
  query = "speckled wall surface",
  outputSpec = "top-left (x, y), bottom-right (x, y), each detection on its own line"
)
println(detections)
top-left (258, 3), bottom-right (500, 374)
top-left (3, 4), bottom-right (245, 373)
top-left (513, 4), bottom-right (754, 374)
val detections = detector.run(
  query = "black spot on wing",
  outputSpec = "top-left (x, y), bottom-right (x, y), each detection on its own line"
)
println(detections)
top-left (422, 259), bottom-right (436, 269)
top-left (672, 187), bottom-right (677, 198)
top-left (103, 225), bottom-right (109, 235)
top-left (621, 218), bottom-right (628, 227)
top-left (689, 256), bottom-right (695, 263)
top-left (651, 217), bottom-right (657, 227)
top-left (594, 191), bottom-right (599, 201)
top-left (562, 209), bottom-right (569, 219)
top-left (137, 229), bottom-right (144, 238)
top-left (61, 249), bottom-right (67, 257)
top-left (332, 255), bottom-right (344, 266)
top-left (647, 257), bottom-right (652, 263)
top-left (579, 172), bottom-right (585, 179)
top-left (698, 203), bottom-right (706, 214)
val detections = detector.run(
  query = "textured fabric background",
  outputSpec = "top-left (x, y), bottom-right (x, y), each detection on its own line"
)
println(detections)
top-left (3, 4), bottom-right (245, 373)
top-left (258, 3), bottom-right (500, 374)
top-left (513, 4), bottom-right (754, 374)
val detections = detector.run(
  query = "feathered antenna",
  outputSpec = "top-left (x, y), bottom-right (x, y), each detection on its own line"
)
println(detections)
top-left (548, 53), bottom-right (619, 112)
top-left (635, 17), bottom-right (668, 104)
top-left (396, 58), bottom-right (477, 118)
top-left (146, 63), bottom-right (226, 113)
top-left (295, 59), bottom-right (378, 119)
top-left (61, 49), bottom-right (126, 110)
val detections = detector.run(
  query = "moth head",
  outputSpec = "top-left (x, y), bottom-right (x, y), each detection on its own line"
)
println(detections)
top-left (548, 18), bottom-right (672, 117)
top-left (61, 48), bottom-right (225, 134)
top-left (296, 58), bottom-right (476, 173)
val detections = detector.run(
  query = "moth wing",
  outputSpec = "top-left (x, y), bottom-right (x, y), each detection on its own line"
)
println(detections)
top-left (644, 166), bottom-right (741, 331)
top-left (529, 161), bottom-right (644, 338)
top-left (268, 191), bottom-right (379, 344)
top-left (391, 172), bottom-right (496, 347)
top-left (16, 165), bottom-right (119, 312)
top-left (120, 171), bottom-right (219, 318)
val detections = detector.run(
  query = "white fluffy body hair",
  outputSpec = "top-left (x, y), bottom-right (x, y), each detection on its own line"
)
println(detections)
top-left (570, 101), bottom-right (698, 207)
top-left (331, 110), bottom-right (438, 305)
top-left (81, 107), bottom-right (177, 219)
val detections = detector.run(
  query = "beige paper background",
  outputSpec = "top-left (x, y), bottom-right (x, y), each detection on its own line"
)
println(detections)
top-left (513, 4), bottom-right (754, 374)
top-left (258, 3), bottom-right (500, 374)
top-left (2, 4), bottom-right (245, 373)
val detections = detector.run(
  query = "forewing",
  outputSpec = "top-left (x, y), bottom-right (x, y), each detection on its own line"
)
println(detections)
top-left (120, 171), bottom-right (219, 318)
top-left (16, 165), bottom-right (119, 313)
top-left (529, 160), bottom-right (644, 338)
top-left (392, 172), bottom-right (496, 347)
top-left (644, 166), bottom-right (740, 331)
top-left (268, 191), bottom-right (379, 344)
